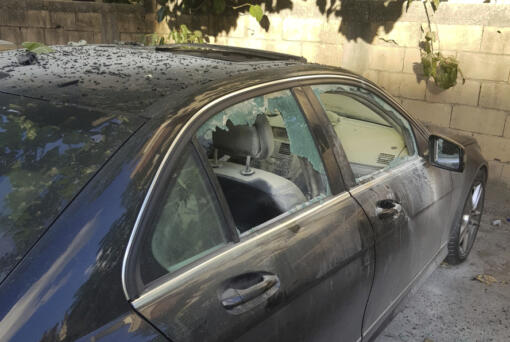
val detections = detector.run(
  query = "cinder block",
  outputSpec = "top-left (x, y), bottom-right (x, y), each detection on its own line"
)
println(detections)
top-left (0, 26), bottom-right (21, 45)
top-left (473, 133), bottom-right (510, 163)
top-left (26, 10), bottom-right (51, 28)
top-left (21, 28), bottom-right (45, 43)
top-left (376, 72), bottom-right (401, 96)
top-left (302, 42), bottom-right (342, 66)
top-left (92, 32), bottom-right (103, 44)
top-left (226, 16), bottom-right (247, 38)
top-left (76, 12), bottom-right (102, 31)
top-left (402, 99), bottom-right (452, 127)
top-left (0, 10), bottom-right (27, 27)
top-left (426, 80), bottom-right (480, 106)
top-left (247, 15), bottom-right (282, 41)
top-left (283, 17), bottom-right (322, 42)
top-left (368, 45), bottom-right (405, 72)
top-left (373, 21), bottom-right (421, 47)
top-left (502, 164), bottom-right (510, 184)
top-left (264, 40), bottom-right (302, 56)
top-left (44, 28), bottom-right (68, 45)
top-left (50, 11), bottom-right (76, 30)
top-left (436, 24), bottom-right (483, 52)
top-left (504, 117), bottom-right (510, 139)
top-left (226, 37), bottom-right (265, 50)
top-left (67, 30), bottom-right (94, 44)
top-left (119, 32), bottom-right (144, 43)
top-left (399, 73), bottom-right (427, 100)
top-left (403, 48), bottom-right (423, 75)
top-left (116, 13), bottom-right (144, 33)
top-left (457, 52), bottom-right (510, 81)
top-left (481, 27), bottom-right (510, 55)
top-left (451, 105), bottom-right (507, 136)
top-left (319, 19), bottom-right (343, 45)
top-left (362, 70), bottom-right (379, 83)
top-left (480, 82), bottom-right (510, 111)
top-left (376, 72), bottom-right (426, 100)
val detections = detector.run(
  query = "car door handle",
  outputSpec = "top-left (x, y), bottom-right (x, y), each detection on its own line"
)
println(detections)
top-left (221, 274), bottom-right (279, 310)
top-left (376, 199), bottom-right (403, 220)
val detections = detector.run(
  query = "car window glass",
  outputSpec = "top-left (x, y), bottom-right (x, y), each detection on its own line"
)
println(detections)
top-left (311, 84), bottom-right (417, 183)
top-left (139, 144), bottom-right (228, 285)
top-left (0, 92), bottom-right (142, 283)
top-left (196, 89), bottom-right (331, 235)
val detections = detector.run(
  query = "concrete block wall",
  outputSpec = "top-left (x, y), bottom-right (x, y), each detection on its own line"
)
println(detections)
top-left (1, 0), bottom-right (510, 184)
top-left (203, 1), bottom-right (510, 185)
top-left (0, 0), bottom-right (153, 47)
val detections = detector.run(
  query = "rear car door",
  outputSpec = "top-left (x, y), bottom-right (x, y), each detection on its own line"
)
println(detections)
top-left (123, 86), bottom-right (375, 342)
top-left (304, 82), bottom-right (454, 339)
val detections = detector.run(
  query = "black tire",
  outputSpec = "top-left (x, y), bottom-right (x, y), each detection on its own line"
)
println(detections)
top-left (446, 169), bottom-right (486, 265)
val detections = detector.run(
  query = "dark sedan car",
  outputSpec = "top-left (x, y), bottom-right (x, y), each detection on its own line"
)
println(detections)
top-left (0, 44), bottom-right (486, 342)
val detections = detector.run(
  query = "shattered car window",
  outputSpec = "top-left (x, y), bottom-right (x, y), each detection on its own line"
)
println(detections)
top-left (196, 89), bottom-right (331, 234)
top-left (0, 92), bottom-right (142, 283)
top-left (311, 84), bottom-right (418, 183)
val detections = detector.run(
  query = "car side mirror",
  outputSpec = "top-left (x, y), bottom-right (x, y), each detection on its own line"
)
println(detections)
top-left (429, 134), bottom-right (465, 172)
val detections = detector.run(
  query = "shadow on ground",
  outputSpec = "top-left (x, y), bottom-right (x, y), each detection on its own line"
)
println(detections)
top-left (377, 181), bottom-right (510, 342)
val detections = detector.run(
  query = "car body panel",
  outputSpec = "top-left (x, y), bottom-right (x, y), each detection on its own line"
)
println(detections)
top-left (350, 157), bottom-right (453, 340)
top-left (133, 192), bottom-right (374, 342)
top-left (0, 118), bottom-right (169, 341)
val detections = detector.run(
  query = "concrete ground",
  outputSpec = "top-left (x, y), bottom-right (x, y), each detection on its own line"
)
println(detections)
top-left (377, 181), bottom-right (510, 342)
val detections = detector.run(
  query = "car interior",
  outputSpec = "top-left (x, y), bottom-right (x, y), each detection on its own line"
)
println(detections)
top-left (196, 92), bottom-right (329, 234)
top-left (318, 91), bottom-right (413, 180)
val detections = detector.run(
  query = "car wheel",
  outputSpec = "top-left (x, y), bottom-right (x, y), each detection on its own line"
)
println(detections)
top-left (446, 169), bottom-right (486, 265)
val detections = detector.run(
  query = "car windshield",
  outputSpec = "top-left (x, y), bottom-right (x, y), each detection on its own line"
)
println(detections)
top-left (0, 92), bottom-right (142, 282)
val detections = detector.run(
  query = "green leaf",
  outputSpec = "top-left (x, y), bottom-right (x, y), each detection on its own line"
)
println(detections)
top-left (180, 24), bottom-right (190, 35)
top-left (422, 40), bottom-right (432, 54)
top-left (431, 0), bottom-right (440, 11)
top-left (213, 0), bottom-right (226, 14)
top-left (435, 56), bottom-right (458, 89)
top-left (156, 6), bottom-right (167, 23)
top-left (22, 42), bottom-right (54, 54)
top-left (421, 54), bottom-right (436, 78)
top-left (249, 5), bottom-right (263, 22)
top-left (425, 31), bottom-right (436, 42)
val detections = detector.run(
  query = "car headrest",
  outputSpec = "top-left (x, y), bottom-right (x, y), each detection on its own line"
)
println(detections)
top-left (213, 114), bottom-right (274, 159)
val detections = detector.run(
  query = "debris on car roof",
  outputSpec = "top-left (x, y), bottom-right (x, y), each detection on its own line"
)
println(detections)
top-left (0, 45), bottom-right (305, 115)
top-left (16, 51), bottom-right (38, 66)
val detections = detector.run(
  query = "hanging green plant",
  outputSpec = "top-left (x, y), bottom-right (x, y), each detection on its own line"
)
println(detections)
top-left (407, 0), bottom-right (465, 90)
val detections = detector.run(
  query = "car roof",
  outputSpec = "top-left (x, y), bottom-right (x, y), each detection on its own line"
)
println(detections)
top-left (0, 44), bottom-right (346, 115)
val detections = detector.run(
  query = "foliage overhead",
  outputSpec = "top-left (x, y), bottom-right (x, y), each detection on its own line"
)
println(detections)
top-left (145, 24), bottom-right (205, 44)
top-left (156, 0), bottom-right (265, 27)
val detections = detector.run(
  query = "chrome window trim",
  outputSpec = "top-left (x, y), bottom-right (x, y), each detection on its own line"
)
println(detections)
top-left (131, 191), bottom-right (351, 309)
top-left (349, 156), bottom-right (423, 196)
top-left (120, 73), bottom-right (419, 302)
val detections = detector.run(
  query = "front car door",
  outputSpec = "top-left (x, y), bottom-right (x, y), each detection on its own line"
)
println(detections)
top-left (303, 80), bottom-right (455, 340)
top-left (123, 85), bottom-right (375, 341)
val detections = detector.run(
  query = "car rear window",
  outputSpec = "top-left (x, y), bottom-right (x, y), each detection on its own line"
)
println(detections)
top-left (0, 92), bottom-right (143, 282)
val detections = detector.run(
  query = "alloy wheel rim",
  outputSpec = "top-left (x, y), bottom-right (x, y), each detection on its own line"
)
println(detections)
top-left (459, 182), bottom-right (483, 255)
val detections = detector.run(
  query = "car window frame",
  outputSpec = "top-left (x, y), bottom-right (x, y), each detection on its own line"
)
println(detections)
top-left (297, 79), bottom-right (428, 189)
top-left (122, 78), bottom-right (345, 300)
top-left (194, 87), bottom-right (340, 236)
